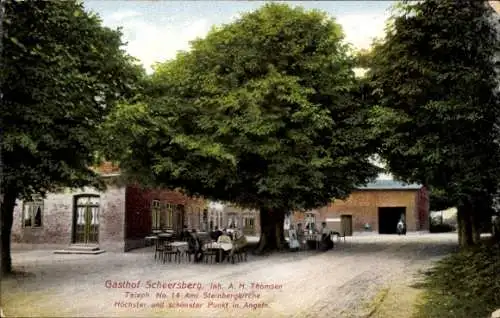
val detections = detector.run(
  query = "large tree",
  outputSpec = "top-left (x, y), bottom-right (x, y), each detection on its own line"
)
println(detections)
top-left (367, 0), bottom-right (500, 247)
top-left (0, 0), bottom-right (143, 274)
top-left (106, 3), bottom-right (379, 253)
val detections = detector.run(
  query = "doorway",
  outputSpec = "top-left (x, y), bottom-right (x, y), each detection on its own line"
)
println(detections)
top-left (378, 207), bottom-right (406, 234)
top-left (340, 215), bottom-right (353, 236)
top-left (73, 195), bottom-right (100, 244)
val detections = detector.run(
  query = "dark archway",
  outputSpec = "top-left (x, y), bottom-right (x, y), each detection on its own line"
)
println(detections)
top-left (378, 207), bottom-right (406, 234)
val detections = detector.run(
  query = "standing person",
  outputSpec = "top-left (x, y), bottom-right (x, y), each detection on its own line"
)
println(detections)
top-left (288, 224), bottom-right (300, 251)
top-left (180, 225), bottom-right (190, 241)
top-left (296, 223), bottom-right (305, 250)
top-left (397, 219), bottom-right (406, 235)
top-left (319, 222), bottom-right (334, 251)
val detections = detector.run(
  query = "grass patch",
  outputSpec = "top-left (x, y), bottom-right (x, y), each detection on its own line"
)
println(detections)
top-left (365, 287), bottom-right (390, 317)
top-left (413, 240), bottom-right (500, 318)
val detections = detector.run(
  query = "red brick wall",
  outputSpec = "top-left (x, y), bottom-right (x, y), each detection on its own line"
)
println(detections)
top-left (292, 189), bottom-right (422, 232)
top-left (415, 187), bottom-right (430, 230)
top-left (124, 185), bottom-right (206, 239)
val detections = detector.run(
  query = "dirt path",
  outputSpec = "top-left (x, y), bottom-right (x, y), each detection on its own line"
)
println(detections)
top-left (2, 233), bottom-right (457, 317)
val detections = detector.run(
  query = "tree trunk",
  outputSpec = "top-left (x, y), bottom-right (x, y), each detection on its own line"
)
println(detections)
top-left (255, 207), bottom-right (286, 254)
top-left (493, 216), bottom-right (500, 242)
top-left (1, 189), bottom-right (16, 275)
top-left (470, 211), bottom-right (481, 245)
top-left (457, 203), bottom-right (474, 248)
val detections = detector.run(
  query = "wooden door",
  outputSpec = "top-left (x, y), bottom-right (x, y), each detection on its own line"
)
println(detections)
top-left (341, 215), bottom-right (353, 236)
top-left (73, 195), bottom-right (100, 244)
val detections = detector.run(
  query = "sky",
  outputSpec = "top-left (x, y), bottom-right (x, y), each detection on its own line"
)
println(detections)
top-left (84, 1), bottom-right (395, 74)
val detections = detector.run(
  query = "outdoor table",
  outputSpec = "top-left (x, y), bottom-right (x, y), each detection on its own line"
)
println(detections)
top-left (171, 241), bottom-right (188, 253)
top-left (204, 242), bottom-right (233, 263)
top-left (154, 233), bottom-right (173, 249)
top-left (158, 233), bottom-right (173, 237)
top-left (305, 234), bottom-right (321, 250)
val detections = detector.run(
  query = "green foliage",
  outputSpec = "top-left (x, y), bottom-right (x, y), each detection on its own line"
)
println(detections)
top-left (1, 0), bottom-right (144, 199)
top-left (107, 3), bottom-right (379, 210)
top-left (429, 187), bottom-right (455, 211)
top-left (414, 242), bottom-right (500, 318)
top-left (353, 48), bottom-right (373, 68)
top-left (367, 0), bottom-right (500, 206)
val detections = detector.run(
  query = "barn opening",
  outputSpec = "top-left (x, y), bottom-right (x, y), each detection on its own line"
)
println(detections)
top-left (378, 207), bottom-right (406, 234)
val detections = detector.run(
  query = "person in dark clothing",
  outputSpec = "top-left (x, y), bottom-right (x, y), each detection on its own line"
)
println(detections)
top-left (319, 222), bottom-right (334, 251)
top-left (210, 228), bottom-right (223, 241)
top-left (187, 229), bottom-right (204, 262)
top-left (180, 225), bottom-right (190, 241)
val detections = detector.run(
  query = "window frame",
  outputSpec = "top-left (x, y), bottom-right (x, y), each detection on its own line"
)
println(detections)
top-left (151, 200), bottom-right (161, 230)
top-left (165, 203), bottom-right (174, 228)
top-left (22, 200), bottom-right (44, 228)
top-left (305, 212), bottom-right (316, 228)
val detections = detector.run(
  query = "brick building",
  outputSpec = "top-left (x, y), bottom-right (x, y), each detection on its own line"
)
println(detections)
top-left (11, 163), bottom-right (207, 252)
top-left (203, 202), bottom-right (260, 235)
top-left (292, 179), bottom-right (429, 234)
top-left (222, 204), bottom-right (260, 235)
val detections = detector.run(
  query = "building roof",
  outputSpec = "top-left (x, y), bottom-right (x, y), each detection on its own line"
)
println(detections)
top-left (91, 161), bottom-right (121, 176)
top-left (357, 179), bottom-right (422, 190)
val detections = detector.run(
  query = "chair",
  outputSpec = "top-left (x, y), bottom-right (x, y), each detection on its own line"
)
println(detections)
top-left (184, 237), bottom-right (198, 262)
top-left (204, 241), bottom-right (219, 264)
top-left (230, 246), bottom-right (247, 263)
top-left (154, 237), bottom-right (165, 262)
top-left (238, 247), bottom-right (248, 262)
top-left (163, 241), bottom-right (181, 263)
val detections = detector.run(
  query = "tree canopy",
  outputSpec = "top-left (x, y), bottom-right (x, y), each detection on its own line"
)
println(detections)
top-left (106, 3), bottom-right (380, 251)
top-left (367, 0), bottom-right (500, 245)
top-left (107, 3), bottom-right (380, 211)
top-left (1, 0), bottom-right (144, 273)
top-left (2, 0), bottom-right (144, 198)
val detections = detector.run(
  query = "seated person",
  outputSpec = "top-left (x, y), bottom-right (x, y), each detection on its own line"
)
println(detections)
top-left (217, 230), bottom-right (232, 244)
top-left (209, 228), bottom-right (223, 241)
top-left (229, 230), bottom-right (248, 257)
top-left (233, 230), bottom-right (247, 248)
top-left (180, 225), bottom-right (190, 241)
top-left (187, 229), bottom-right (204, 262)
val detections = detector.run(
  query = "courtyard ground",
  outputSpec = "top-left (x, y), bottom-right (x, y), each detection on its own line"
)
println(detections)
top-left (1, 233), bottom-right (457, 318)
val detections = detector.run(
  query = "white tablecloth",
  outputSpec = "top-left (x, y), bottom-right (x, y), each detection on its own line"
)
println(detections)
top-left (170, 241), bottom-right (188, 252)
top-left (204, 242), bottom-right (233, 252)
top-left (305, 234), bottom-right (322, 241)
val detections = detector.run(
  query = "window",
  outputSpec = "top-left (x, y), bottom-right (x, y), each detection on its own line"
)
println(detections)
top-left (151, 200), bottom-right (161, 230)
top-left (202, 209), bottom-right (208, 231)
top-left (227, 213), bottom-right (238, 228)
top-left (165, 203), bottom-right (175, 228)
top-left (284, 215), bottom-right (291, 230)
top-left (189, 206), bottom-right (198, 229)
top-left (244, 217), bottom-right (255, 228)
top-left (305, 213), bottom-right (316, 230)
top-left (196, 207), bottom-right (202, 229)
top-left (23, 200), bottom-right (43, 228)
